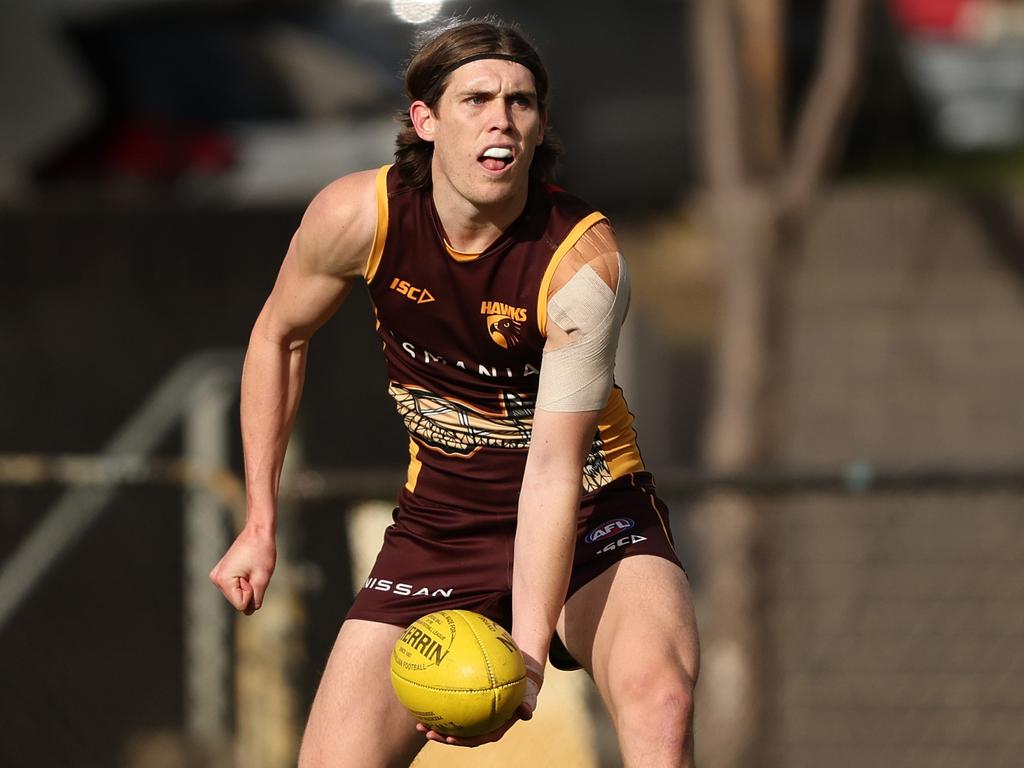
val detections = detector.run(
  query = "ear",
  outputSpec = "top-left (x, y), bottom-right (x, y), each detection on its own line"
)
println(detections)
top-left (410, 101), bottom-right (435, 142)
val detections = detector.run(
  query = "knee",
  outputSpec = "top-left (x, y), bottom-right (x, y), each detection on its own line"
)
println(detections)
top-left (610, 664), bottom-right (696, 735)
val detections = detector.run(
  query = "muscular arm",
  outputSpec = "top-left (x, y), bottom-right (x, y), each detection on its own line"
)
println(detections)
top-left (210, 169), bottom-right (378, 613)
top-left (512, 221), bottom-right (628, 686)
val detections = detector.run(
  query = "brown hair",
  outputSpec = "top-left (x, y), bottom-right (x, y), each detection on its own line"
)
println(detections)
top-left (395, 16), bottom-right (562, 189)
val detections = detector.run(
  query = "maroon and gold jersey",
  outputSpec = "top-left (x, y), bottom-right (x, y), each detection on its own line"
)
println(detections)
top-left (363, 164), bottom-right (645, 511)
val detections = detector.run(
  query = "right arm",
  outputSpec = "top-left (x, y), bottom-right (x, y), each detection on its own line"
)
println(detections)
top-left (209, 169), bottom-right (379, 613)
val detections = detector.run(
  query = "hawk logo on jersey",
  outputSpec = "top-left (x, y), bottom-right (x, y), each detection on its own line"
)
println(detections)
top-left (487, 315), bottom-right (523, 349)
top-left (481, 301), bottom-right (527, 349)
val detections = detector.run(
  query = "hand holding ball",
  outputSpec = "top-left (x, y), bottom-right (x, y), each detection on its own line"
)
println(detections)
top-left (390, 610), bottom-right (527, 738)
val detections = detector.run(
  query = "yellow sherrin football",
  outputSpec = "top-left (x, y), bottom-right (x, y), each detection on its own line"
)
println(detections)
top-left (390, 609), bottom-right (527, 737)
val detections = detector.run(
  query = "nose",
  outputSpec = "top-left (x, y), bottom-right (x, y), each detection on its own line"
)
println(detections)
top-left (487, 98), bottom-right (513, 131)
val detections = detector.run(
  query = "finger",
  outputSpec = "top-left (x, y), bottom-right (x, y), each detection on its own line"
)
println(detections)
top-left (235, 577), bottom-right (255, 613)
top-left (426, 731), bottom-right (463, 746)
top-left (428, 717), bottom-right (517, 747)
top-left (423, 731), bottom-right (456, 744)
top-left (212, 573), bottom-right (236, 606)
top-left (251, 574), bottom-right (269, 611)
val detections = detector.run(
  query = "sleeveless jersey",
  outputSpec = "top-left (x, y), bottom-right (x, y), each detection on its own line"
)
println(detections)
top-left (363, 164), bottom-right (645, 512)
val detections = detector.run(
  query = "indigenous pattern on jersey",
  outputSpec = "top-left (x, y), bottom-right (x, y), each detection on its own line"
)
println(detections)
top-left (387, 382), bottom-right (534, 454)
top-left (364, 164), bottom-right (645, 508)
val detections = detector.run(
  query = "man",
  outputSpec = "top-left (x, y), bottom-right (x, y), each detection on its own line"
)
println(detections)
top-left (210, 16), bottom-right (699, 767)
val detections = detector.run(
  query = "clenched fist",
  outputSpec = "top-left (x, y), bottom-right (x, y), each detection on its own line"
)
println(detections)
top-left (209, 524), bottom-right (277, 615)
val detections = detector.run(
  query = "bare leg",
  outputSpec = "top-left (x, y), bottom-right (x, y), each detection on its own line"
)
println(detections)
top-left (299, 619), bottom-right (425, 768)
top-left (557, 556), bottom-right (700, 768)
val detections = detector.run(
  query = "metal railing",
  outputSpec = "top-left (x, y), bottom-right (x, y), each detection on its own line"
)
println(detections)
top-left (0, 349), bottom-right (244, 756)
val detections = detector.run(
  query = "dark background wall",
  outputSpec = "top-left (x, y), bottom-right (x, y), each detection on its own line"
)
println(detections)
top-left (0, 203), bottom-right (404, 460)
top-left (0, 205), bottom-right (404, 768)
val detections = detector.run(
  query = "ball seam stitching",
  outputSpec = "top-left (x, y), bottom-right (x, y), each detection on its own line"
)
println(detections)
top-left (460, 612), bottom-right (497, 688)
top-left (390, 675), bottom-right (525, 693)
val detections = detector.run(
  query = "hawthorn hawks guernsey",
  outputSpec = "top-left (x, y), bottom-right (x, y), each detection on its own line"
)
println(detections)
top-left (364, 164), bottom-right (645, 513)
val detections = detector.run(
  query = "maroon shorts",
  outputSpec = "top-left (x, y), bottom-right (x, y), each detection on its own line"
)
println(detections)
top-left (345, 471), bottom-right (684, 670)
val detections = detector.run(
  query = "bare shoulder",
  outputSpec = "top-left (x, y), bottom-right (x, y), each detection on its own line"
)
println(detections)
top-left (550, 219), bottom-right (623, 295)
top-left (293, 168), bottom-right (381, 280)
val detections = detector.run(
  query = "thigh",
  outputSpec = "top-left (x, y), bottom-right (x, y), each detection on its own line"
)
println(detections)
top-left (299, 619), bottom-right (424, 768)
top-left (556, 555), bottom-right (700, 700)
top-left (549, 475), bottom-right (685, 670)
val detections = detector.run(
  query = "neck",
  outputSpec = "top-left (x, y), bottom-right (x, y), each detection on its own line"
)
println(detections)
top-left (431, 176), bottom-right (530, 253)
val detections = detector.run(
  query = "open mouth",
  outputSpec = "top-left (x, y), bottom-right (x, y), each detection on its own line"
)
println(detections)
top-left (479, 146), bottom-right (514, 172)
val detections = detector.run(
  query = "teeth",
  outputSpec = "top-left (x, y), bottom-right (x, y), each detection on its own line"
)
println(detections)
top-left (482, 147), bottom-right (514, 160)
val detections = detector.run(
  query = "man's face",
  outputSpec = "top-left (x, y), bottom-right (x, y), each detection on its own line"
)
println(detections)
top-left (411, 58), bottom-right (546, 210)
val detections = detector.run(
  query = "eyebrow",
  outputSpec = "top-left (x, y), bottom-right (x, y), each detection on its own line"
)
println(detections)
top-left (456, 87), bottom-right (538, 102)
top-left (507, 89), bottom-right (537, 102)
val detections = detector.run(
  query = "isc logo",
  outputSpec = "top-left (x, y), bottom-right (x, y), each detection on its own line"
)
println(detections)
top-left (584, 517), bottom-right (636, 544)
top-left (597, 534), bottom-right (647, 555)
top-left (390, 277), bottom-right (435, 304)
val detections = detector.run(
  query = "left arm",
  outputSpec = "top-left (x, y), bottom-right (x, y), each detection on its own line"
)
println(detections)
top-left (513, 227), bottom-right (628, 693)
top-left (423, 224), bottom-right (628, 747)
top-left (419, 323), bottom-right (598, 748)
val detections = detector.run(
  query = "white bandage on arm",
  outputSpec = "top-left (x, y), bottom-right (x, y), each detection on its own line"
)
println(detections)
top-left (536, 252), bottom-right (630, 412)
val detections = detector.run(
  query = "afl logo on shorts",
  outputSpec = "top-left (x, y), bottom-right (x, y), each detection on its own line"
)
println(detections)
top-left (585, 517), bottom-right (636, 544)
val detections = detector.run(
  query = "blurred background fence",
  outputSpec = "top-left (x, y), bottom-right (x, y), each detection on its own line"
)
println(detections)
top-left (4, 0), bottom-right (1024, 766)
